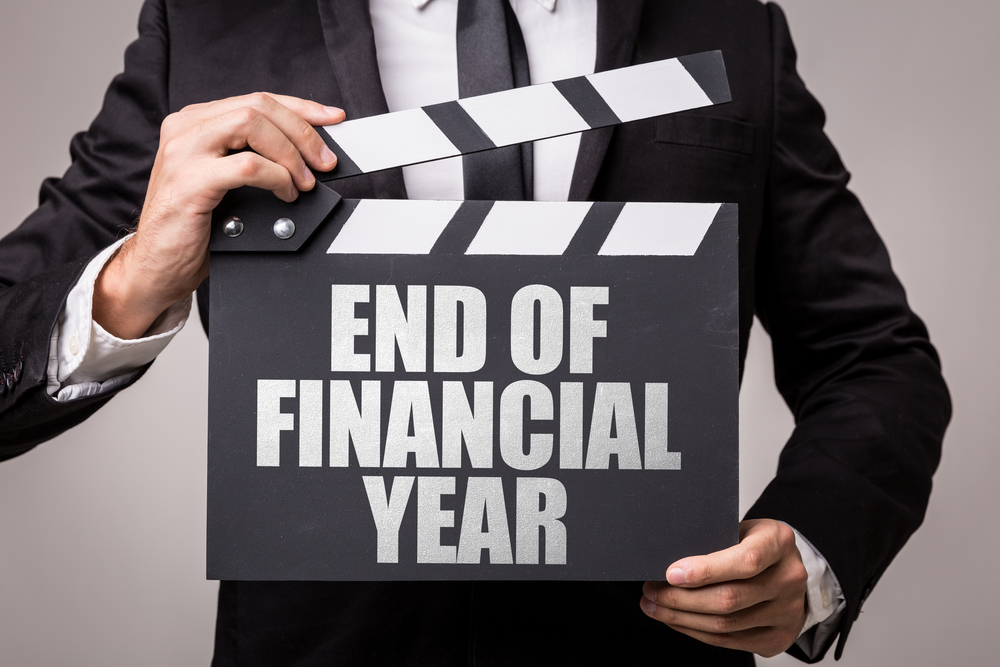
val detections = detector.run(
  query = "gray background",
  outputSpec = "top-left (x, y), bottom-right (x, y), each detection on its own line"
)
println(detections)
top-left (0, 0), bottom-right (996, 664)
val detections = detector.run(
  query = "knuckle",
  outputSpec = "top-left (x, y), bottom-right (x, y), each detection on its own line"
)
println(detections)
top-left (712, 615), bottom-right (736, 633)
top-left (232, 106), bottom-right (261, 131)
top-left (716, 585), bottom-right (741, 613)
top-left (245, 91), bottom-right (272, 110)
top-left (776, 523), bottom-right (797, 551)
top-left (788, 560), bottom-right (808, 589)
top-left (660, 606), bottom-right (680, 624)
top-left (158, 134), bottom-right (179, 158)
top-left (233, 152), bottom-right (262, 178)
top-left (741, 546), bottom-right (763, 574)
top-left (279, 140), bottom-right (302, 165)
top-left (159, 112), bottom-right (181, 136)
top-left (158, 134), bottom-right (188, 164)
top-left (294, 120), bottom-right (315, 144)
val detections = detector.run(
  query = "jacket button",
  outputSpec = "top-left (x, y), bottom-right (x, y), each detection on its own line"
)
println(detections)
top-left (13, 360), bottom-right (22, 384)
top-left (4, 373), bottom-right (14, 392)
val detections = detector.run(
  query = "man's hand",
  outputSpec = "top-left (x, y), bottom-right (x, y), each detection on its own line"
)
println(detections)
top-left (94, 93), bottom-right (345, 339)
top-left (640, 519), bottom-right (808, 658)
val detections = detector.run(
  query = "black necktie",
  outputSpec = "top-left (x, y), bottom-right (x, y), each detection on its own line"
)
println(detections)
top-left (456, 0), bottom-right (533, 201)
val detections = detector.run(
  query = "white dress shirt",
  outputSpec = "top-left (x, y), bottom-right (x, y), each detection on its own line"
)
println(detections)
top-left (48, 235), bottom-right (190, 401)
top-left (47, 0), bottom-right (844, 655)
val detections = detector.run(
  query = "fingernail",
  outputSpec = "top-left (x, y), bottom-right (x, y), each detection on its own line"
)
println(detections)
top-left (324, 105), bottom-right (343, 116)
top-left (288, 185), bottom-right (299, 201)
top-left (301, 163), bottom-right (315, 185)
top-left (320, 145), bottom-right (337, 166)
top-left (640, 597), bottom-right (656, 615)
top-left (667, 567), bottom-right (687, 585)
top-left (641, 581), bottom-right (654, 600)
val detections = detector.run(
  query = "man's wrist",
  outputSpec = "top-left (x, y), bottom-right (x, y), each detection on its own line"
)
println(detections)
top-left (93, 239), bottom-right (180, 339)
top-left (48, 236), bottom-right (192, 399)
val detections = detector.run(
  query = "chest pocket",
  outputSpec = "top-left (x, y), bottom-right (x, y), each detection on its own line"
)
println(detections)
top-left (654, 114), bottom-right (755, 156)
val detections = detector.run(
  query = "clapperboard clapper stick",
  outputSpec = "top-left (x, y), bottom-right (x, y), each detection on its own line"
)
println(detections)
top-left (206, 51), bottom-right (740, 581)
top-left (212, 50), bottom-right (730, 237)
top-left (318, 50), bottom-right (731, 180)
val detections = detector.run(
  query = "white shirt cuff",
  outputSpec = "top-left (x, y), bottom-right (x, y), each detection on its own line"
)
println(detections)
top-left (787, 523), bottom-right (847, 659)
top-left (46, 235), bottom-right (191, 402)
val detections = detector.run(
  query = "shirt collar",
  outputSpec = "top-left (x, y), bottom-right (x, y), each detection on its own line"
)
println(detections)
top-left (410, 0), bottom-right (557, 12)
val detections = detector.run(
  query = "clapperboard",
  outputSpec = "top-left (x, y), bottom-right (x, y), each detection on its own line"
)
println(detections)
top-left (207, 52), bottom-right (739, 581)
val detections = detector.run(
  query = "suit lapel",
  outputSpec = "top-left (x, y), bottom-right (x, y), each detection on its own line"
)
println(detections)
top-left (568, 0), bottom-right (645, 201)
top-left (315, 0), bottom-right (407, 198)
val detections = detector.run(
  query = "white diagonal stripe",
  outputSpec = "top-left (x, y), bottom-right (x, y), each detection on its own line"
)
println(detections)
top-left (322, 108), bottom-right (460, 173)
top-left (599, 202), bottom-right (720, 256)
top-left (586, 59), bottom-right (713, 123)
top-left (317, 55), bottom-right (728, 176)
top-left (327, 200), bottom-right (462, 254)
top-left (466, 201), bottom-right (592, 255)
top-left (457, 83), bottom-right (590, 148)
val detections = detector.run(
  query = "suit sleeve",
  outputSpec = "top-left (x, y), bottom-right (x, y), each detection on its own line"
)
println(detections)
top-left (745, 4), bottom-right (951, 662)
top-left (0, 0), bottom-right (170, 460)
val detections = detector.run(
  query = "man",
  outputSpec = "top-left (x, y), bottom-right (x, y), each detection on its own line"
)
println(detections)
top-left (0, 0), bottom-right (950, 664)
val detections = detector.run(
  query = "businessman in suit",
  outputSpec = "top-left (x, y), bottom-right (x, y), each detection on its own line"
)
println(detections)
top-left (0, 0), bottom-right (950, 664)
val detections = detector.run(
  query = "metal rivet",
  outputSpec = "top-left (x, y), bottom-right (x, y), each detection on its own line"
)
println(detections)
top-left (223, 216), bottom-right (244, 238)
top-left (273, 217), bottom-right (295, 240)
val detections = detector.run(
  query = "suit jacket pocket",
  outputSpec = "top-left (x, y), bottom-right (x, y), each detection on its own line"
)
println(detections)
top-left (654, 114), bottom-right (755, 156)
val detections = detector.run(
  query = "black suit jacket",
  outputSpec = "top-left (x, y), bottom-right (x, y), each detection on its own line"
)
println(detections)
top-left (0, 0), bottom-right (950, 664)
